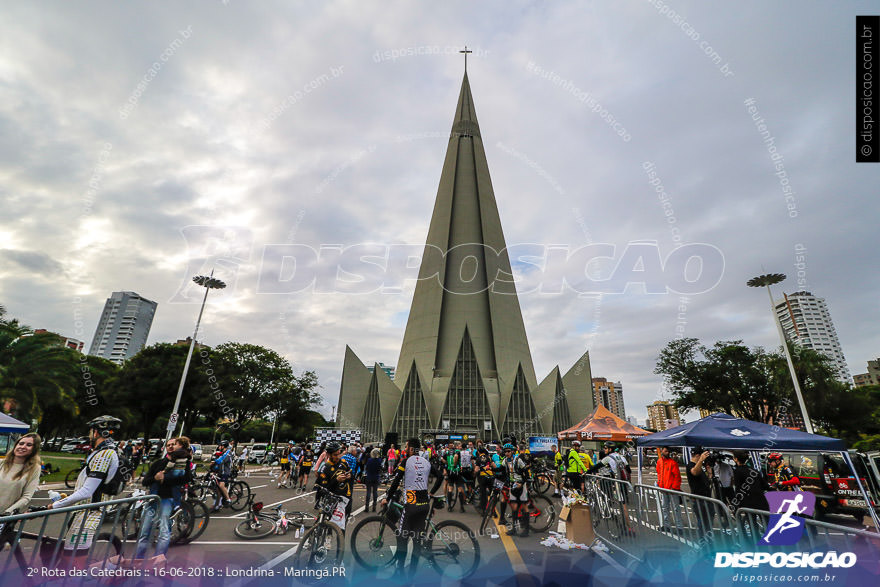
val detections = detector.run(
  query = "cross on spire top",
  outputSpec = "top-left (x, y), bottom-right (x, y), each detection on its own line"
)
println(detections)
top-left (460, 45), bottom-right (473, 72)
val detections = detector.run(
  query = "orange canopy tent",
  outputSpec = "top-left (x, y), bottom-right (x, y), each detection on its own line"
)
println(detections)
top-left (557, 404), bottom-right (650, 442)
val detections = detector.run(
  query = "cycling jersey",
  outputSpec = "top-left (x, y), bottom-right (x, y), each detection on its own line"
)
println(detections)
top-left (566, 449), bottom-right (590, 474)
top-left (460, 449), bottom-right (473, 469)
top-left (301, 450), bottom-right (313, 468)
top-left (554, 451), bottom-right (564, 472)
top-left (316, 459), bottom-right (352, 498)
top-left (387, 454), bottom-right (433, 506)
top-left (445, 450), bottom-right (460, 474)
top-left (773, 463), bottom-right (801, 490)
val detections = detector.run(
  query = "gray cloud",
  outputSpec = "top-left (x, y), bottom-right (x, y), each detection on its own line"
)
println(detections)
top-left (0, 1), bottom-right (877, 425)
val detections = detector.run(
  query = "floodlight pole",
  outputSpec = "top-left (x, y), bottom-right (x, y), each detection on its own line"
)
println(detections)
top-left (165, 272), bottom-right (226, 443)
top-left (748, 273), bottom-right (814, 433)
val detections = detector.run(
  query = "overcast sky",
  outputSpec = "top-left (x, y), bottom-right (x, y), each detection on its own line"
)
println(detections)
top-left (2, 1), bottom-right (877, 425)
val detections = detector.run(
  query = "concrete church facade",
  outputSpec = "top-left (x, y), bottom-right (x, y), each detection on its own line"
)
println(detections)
top-left (336, 73), bottom-right (594, 443)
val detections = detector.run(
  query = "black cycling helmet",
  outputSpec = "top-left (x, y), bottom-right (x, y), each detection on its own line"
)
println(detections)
top-left (86, 415), bottom-right (122, 433)
top-left (325, 441), bottom-right (342, 454)
top-left (219, 440), bottom-right (230, 447)
top-left (603, 442), bottom-right (615, 448)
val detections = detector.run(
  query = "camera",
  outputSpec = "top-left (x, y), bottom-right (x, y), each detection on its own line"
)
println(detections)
top-left (703, 451), bottom-right (732, 467)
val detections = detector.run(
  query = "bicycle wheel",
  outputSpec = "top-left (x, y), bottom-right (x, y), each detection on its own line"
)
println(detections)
top-left (234, 513), bottom-right (277, 540)
top-left (179, 500), bottom-right (210, 544)
top-left (121, 503), bottom-right (145, 540)
top-left (349, 514), bottom-right (397, 570)
top-left (425, 520), bottom-right (480, 580)
top-left (533, 474), bottom-right (551, 495)
top-left (527, 494), bottom-right (556, 532)
top-left (293, 522), bottom-right (344, 579)
top-left (170, 501), bottom-right (195, 545)
top-left (228, 481), bottom-right (251, 511)
top-left (65, 468), bottom-right (80, 489)
top-left (479, 492), bottom-right (497, 535)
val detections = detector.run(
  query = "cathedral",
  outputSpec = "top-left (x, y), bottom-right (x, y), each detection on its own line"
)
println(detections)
top-left (337, 72), bottom-right (595, 442)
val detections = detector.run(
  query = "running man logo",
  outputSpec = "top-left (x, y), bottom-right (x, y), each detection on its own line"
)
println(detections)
top-left (761, 491), bottom-right (816, 546)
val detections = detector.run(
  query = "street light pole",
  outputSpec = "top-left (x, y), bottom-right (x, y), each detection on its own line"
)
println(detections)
top-left (165, 272), bottom-right (226, 443)
top-left (747, 273), bottom-right (814, 433)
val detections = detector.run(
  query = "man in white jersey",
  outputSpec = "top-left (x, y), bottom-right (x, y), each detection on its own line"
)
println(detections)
top-left (382, 437), bottom-right (443, 579)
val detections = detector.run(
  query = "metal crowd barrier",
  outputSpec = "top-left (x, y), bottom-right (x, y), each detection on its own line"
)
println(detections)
top-left (578, 476), bottom-right (880, 567)
top-left (735, 507), bottom-right (880, 562)
top-left (0, 494), bottom-right (158, 583)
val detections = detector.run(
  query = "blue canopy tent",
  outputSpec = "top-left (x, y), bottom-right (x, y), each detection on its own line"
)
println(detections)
top-left (635, 412), bottom-right (880, 530)
top-left (0, 413), bottom-right (30, 456)
top-left (0, 413), bottom-right (29, 434)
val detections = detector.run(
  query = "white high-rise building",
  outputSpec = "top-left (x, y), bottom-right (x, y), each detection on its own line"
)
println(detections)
top-left (89, 291), bottom-right (157, 364)
top-left (774, 291), bottom-right (851, 383)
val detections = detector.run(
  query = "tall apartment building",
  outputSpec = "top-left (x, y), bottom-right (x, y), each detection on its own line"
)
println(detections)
top-left (592, 378), bottom-right (626, 419)
top-left (88, 291), bottom-right (157, 364)
top-left (854, 358), bottom-right (880, 387)
top-left (647, 400), bottom-right (680, 431)
top-left (774, 291), bottom-right (851, 383)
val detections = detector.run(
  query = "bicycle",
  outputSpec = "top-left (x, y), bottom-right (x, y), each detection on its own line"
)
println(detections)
top-left (121, 486), bottom-right (210, 545)
top-left (0, 504), bottom-right (124, 585)
top-left (479, 478), bottom-right (556, 536)
top-left (65, 460), bottom-right (87, 489)
top-left (234, 500), bottom-right (317, 539)
top-left (349, 492), bottom-right (480, 579)
top-left (581, 477), bottom-right (624, 539)
top-left (529, 463), bottom-right (555, 495)
top-left (292, 487), bottom-right (345, 578)
top-left (192, 470), bottom-right (250, 511)
top-left (446, 473), bottom-right (480, 510)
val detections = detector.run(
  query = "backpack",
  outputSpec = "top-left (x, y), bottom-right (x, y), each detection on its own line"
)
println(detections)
top-left (87, 448), bottom-right (129, 500)
top-left (613, 453), bottom-right (631, 482)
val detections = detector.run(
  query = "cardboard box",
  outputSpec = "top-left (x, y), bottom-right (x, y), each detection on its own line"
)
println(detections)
top-left (559, 505), bottom-right (571, 522)
top-left (565, 503), bottom-right (595, 545)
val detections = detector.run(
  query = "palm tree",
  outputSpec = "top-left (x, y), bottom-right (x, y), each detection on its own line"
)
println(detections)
top-left (0, 306), bottom-right (80, 425)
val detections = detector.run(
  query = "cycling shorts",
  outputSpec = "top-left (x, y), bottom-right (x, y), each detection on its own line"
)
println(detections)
top-left (280, 462), bottom-right (291, 472)
top-left (299, 466), bottom-right (312, 476)
top-left (509, 483), bottom-right (529, 502)
top-left (460, 468), bottom-right (474, 483)
top-left (446, 472), bottom-right (464, 486)
top-left (397, 502), bottom-right (430, 541)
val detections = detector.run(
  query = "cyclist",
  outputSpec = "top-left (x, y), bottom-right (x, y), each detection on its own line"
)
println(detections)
top-left (767, 453), bottom-right (801, 491)
top-left (211, 440), bottom-right (233, 511)
top-left (444, 442), bottom-right (465, 512)
top-left (565, 440), bottom-right (590, 491)
top-left (460, 441), bottom-right (475, 504)
top-left (381, 437), bottom-right (443, 580)
top-left (237, 445), bottom-right (250, 476)
top-left (297, 444), bottom-right (314, 491)
top-left (315, 441), bottom-right (353, 516)
top-left (499, 443), bottom-right (531, 536)
top-left (476, 443), bottom-right (500, 511)
top-left (552, 444), bottom-right (564, 497)
top-left (49, 416), bottom-right (121, 554)
top-left (277, 443), bottom-right (292, 488)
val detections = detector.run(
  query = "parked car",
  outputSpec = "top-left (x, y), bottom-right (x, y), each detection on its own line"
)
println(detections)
top-left (147, 438), bottom-right (163, 458)
top-left (779, 451), bottom-right (879, 522)
top-left (60, 438), bottom-right (89, 453)
top-left (44, 437), bottom-right (66, 451)
top-left (191, 443), bottom-right (203, 460)
top-left (248, 444), bottom-right (268, 463)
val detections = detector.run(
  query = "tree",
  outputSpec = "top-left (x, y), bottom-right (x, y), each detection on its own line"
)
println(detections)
top-left (106, 343), bottom-right (209, 438)
top-left (194, 343), bottom-right (319, 439)
top-left (654, 339), bottom-right (790, 424)
top-left (0, 306), bottom-right (80, 426)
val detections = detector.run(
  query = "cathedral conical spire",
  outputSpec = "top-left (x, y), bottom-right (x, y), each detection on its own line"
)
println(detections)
top-left (392, 73), bottom-right (539, 439)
